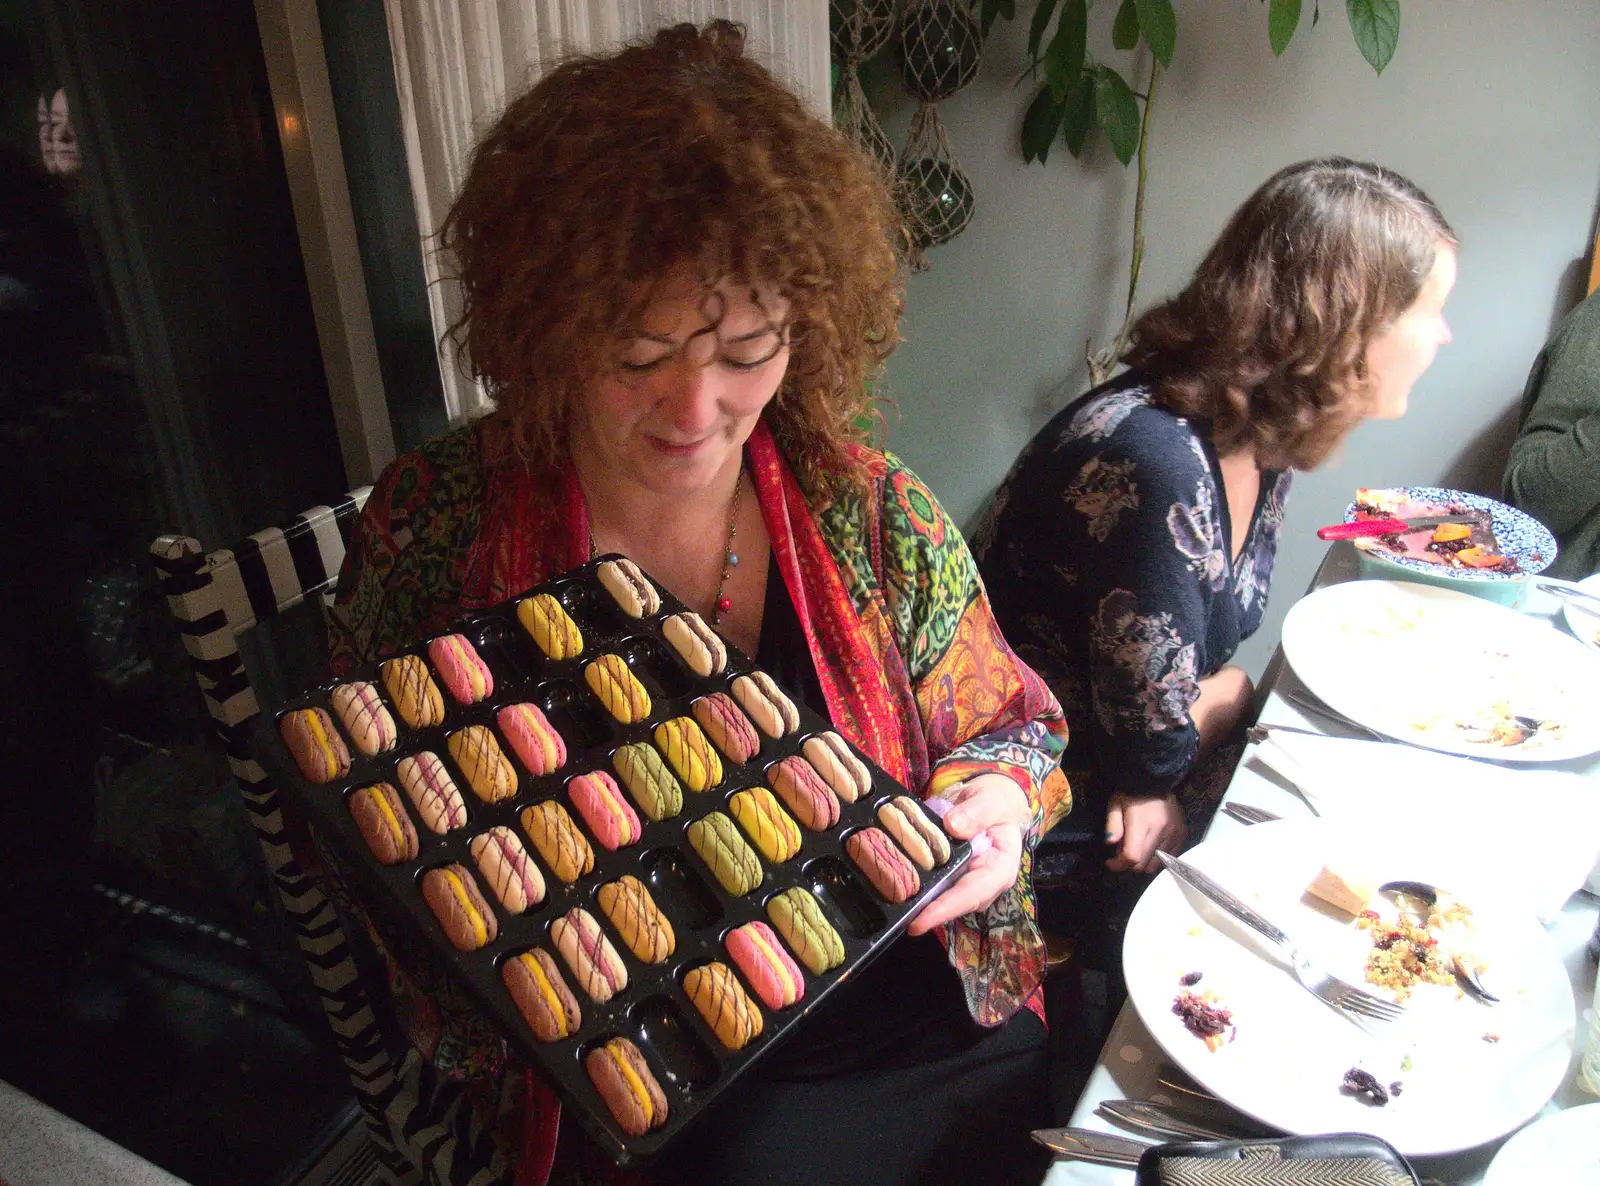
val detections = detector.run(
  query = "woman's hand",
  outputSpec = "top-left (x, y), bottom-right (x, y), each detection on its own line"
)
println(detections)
top-left (1104, 791), bottom-right (1187, 874)
top-left (907, 774), bottom-right (1031, 936)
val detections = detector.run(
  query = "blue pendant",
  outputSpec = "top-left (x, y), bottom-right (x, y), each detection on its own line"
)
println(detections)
top-left (727, 552), bottom-right (740, 567)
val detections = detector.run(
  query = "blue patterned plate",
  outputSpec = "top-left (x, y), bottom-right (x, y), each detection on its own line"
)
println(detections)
top-left (1343, 485), bottom-right (1558, 583)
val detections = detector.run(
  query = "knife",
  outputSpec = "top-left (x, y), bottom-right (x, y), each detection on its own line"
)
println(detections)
top-left (1156, 851), bottom-right (1292, 950)
top-left (1029, 1126), bottom-right (1153, 1166)
top-left (1097, 1098), bottom-right (1272, 1142)
top-left (1316, 514), bottom-right (1476, 541)
top-left (1533, 579), bottom-right (1600, 614)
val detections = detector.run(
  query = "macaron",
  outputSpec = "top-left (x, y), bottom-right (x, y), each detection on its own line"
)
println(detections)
top-left (551, 907), bottom-right (628, 1003)
top-left (691, 693), bottom-right (759, 764)
top-left (347, 783), bottom-right (418, 865)
top-left (729, 787), bottom-right (801, 864)
top-left (447, 724), bottom-right (518, 803)
top-left (682, 961), bottom-right (762, 1051)
top-left (765, 755), bottom-right (839, 831)
top-left (663, 612), bottom-right (726, 677)
top-left (395, 751), bottom-right (468, 833)
top-left (803, 731), bottom-right (873, 803)
top-left (497, 702), bottom-right (567, 776)
top-left (380, 653), bottom-right (445, 729)
top-left (597, 875), bottom-right (675, 964)
top-left (597, 558), bottom-right (661, 618)
top-left (516, 592), bottom-right (583, 660)
top-left (846, 826), bottom-right (920, 904)
top-left (726, 920), bottom-right (804, 1010)
top-left (585, 1037), bottom-right (667, 1137)
top-left (520, 799), bottom-right (594, 884)
top-left (469, 825), bottom-right (546, 914)
top-left (584, 654), bottom-right (651, 725)
top-left (877, 795), bottom-right (951, 871)
top-left (421, 864), bottom-right (498, 952)
top-left (731, 671), bottom-right (799, 739)
top-left (427, 633), bottom-right (494, 705)
top-left (653, 717), bottom-right (723, 792)
top-left (329, 681), bottom-right (398, 756)
top-left (687, 811), bottom-right (762, 896)
top-left (766, 887), bottom-right (845, 975)
top-left (279, 707), bottom-right (350, 784)
top-left (568, 770), bottom-right (642, 851)
top-left (611, 743), bottom-right (683, 822)
top-left (501, 949), bottom-right (581, 1043)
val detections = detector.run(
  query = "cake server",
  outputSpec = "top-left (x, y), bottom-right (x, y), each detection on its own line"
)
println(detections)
top-left (1316, 514), bottom-right (1476, 540)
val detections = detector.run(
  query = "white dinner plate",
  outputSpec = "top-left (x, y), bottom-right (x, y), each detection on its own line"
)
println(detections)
top-left (1122, 820), bottom-right (1575, 1156)
top-left (1483, 1102), bottom-right (1600, 1185)
top-left (1280, 579), bottom-right (1600, 762)
top-left (1560, 573), bottom-right (1600, 655)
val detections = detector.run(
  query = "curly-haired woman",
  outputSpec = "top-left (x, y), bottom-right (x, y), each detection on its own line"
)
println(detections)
top-left (974, 156), bottom-right (1455, 992)
top-left (325, 21), bottom-right (1068, 1186)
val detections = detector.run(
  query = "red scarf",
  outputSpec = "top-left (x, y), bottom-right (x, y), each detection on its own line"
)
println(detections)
top-left (468, 419), bottom-right (914, 1185)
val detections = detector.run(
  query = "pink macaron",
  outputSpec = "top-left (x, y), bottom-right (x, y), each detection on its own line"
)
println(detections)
top-left (567, 770), bottom-right (642, 851)
top-left (427, 633), bottom-right (494, 705)
top-left (497, 702), bottom-right (567, 776)
top-left (726, 920), bottom-right (805, 1010)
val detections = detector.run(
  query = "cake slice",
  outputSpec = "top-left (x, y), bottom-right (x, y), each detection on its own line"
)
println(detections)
top-left (1351, 488), bottom-right (1516, 573)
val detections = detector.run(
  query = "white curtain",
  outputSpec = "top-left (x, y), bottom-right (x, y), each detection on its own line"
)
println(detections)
top-left (382, 0), bottom-right (831, 422)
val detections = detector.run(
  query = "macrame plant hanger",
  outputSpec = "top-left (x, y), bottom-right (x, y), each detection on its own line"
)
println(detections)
top-left (895, 0), bottom-right (981, 271)
top-left (831, 0), bottom-right (901, 188)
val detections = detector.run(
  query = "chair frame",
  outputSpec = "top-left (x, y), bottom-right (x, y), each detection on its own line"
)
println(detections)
top-left (152, 492), bottom-right (508, 1185)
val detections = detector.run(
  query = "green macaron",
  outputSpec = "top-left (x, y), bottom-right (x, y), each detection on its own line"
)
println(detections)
top-left (767, 887), bottom-right (844, 974)
top-left (688, 811), bottom-right (762, 896)
top-left (612, 742), bottom-right (683, 821)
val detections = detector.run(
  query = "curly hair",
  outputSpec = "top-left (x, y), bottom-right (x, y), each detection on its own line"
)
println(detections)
top-left (1123, 157), bottom-right (1456, 470)
top-left (440, 20), bottom-right (902, 490)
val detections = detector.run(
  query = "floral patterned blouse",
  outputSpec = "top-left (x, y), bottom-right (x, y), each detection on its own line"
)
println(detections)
top-left (973, 373), bottom-right (1291, 822)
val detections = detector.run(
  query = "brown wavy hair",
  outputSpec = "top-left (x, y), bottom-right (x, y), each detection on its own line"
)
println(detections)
top-left (1123, 157), bottom-right (1456, 469)
top-left (440, 20), bottom-right (902, 490)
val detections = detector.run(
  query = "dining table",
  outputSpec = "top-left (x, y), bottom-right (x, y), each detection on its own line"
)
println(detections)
top-left (1042, 542), bottom-right (1600, 1186)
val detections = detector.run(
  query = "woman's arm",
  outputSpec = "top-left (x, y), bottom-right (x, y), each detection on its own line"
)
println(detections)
top-left (1503, 294), bottom-right (1600, 534)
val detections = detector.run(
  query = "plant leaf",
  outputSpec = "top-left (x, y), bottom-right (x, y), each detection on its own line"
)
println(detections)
top-left (1044, 0), bottom-right (1088, 98)
top-left (1095, 65), bottom-right (1141, 165)
top-left (1021, 85), bottom-right (1065, 163)
top-left (1346, 0), bottom-right (1399, 73)
top-left (1112, 0), bottom-right (1139, 50)
top-left (981, 0), bottom-right (1000, 37)
top-left (1028, 0), bottom-right (1061, 61)
top-left (1133, 0), bottom-right (1176, 68)
top-left (1061, 74), bottom-right (1096, 157)
top-left (1268, 0), bottom-right (1302, 54)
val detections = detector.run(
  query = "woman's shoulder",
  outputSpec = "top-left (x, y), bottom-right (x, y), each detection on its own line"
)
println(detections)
top-left (367, 420), bottom-right (486, 523)
top-left (1014, 373), bottom-right (1208, 489)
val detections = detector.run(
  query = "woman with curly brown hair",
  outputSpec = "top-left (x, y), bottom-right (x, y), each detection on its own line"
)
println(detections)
top-left (974, 156), bottom-right (1455, 1028)
top-left (326, 21), bottom-right (1068, 1186)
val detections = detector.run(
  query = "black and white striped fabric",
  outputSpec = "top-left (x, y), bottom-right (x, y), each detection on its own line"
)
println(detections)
top-left (152, 492), bottom-right (511, 1186)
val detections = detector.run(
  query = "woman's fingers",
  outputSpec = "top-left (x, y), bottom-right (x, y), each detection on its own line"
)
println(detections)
top-left (941, 776), bottom-right (1029, 839)
top-left (907, 823), bottom-right (1022, 934)
top-left (1104, 800), bottom-right (1125, 847)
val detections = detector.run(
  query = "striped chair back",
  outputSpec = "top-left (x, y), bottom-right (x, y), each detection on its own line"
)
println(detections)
top-left (152, 493), bottom-right (511, 1185)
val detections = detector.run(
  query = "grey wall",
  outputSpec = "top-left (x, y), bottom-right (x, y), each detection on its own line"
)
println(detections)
top-left (868, 0), bottom-right (1600, 676)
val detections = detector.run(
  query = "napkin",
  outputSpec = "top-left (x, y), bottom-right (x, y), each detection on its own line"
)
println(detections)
top-left (1252, 731), bottom-right (1600, 924)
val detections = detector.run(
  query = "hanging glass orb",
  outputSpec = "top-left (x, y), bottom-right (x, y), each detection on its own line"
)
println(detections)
top-left (898, 1), bottom-right (982, 103)
top-left (900, 156), bottom-right (974, 248)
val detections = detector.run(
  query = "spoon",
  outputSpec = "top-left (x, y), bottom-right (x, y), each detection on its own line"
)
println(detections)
top-left (1377, 880), bottom-right (1499, 1004)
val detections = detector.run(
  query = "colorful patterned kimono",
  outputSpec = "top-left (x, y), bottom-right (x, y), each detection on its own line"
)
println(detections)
top-left (326, 415), bottom-right (1070, 1180)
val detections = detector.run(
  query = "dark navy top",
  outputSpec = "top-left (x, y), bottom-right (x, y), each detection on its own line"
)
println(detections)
top-left (974, 372), bottom-right (1292, 821)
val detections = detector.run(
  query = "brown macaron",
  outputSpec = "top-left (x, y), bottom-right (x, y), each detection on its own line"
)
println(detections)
top-left (347, 783), bottom-right (419, 865)
top-left (663, 611), bottom-right (726, 677)
top-left (845, 827), bottom-right (920, 904)
top-left (420, 864), bottom-right (499, 952)
top-left (585, 1037), bottom-right (668, 1136)
top-left (502, 949), bottom-right (581, 1043)
top-left (877, 795), bottom-right (951, 871)
top-left (766, 755), bottom-right (840, 831)
top-left (802, 731), bottom-right (873, 803)
top-left (279, 707), bottom-right (351, 784)
top-left (691, 693), bottom-right (760, 764)
top-left (731, 671), bottom-right (800, 739)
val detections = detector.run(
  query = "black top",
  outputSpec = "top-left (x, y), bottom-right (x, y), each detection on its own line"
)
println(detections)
top-left (974, 372), bottom-right (1292, 821)
top-left (752, 553), bottom-right (987, 1079)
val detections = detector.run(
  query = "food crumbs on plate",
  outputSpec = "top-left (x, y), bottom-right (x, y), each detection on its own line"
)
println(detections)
top-left (1179, 970), bottom-right (1203, 987)
top-left (1187, 925), bottom-right (1204, 937)
top-left (1173, 989), bottom-right (1234, 1051)
top-left (1341, 1067), bottom-right (1391, 1106)
top-left (1400, 1054), bottom-right (1413, 1072)
top-left (1482, 1032), bottom-right (1501, 1044)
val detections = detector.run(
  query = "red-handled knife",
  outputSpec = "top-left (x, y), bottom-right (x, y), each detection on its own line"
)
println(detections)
top-left (1316, 514), bottom-right (1477, 541)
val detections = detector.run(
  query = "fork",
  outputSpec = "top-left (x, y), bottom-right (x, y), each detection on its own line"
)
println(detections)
top-left (1157, 852), bottom-right (1404, 1029)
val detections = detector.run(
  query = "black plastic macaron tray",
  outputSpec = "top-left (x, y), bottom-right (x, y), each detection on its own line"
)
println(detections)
top-left (250, 554), bottom-right (972, 1163)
